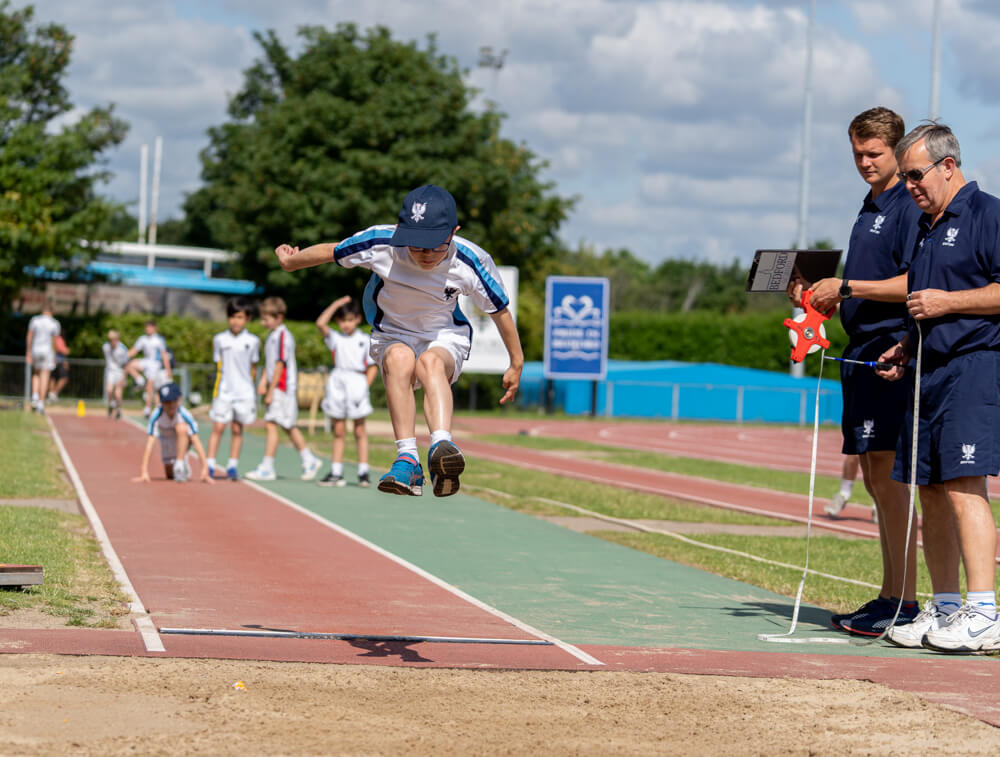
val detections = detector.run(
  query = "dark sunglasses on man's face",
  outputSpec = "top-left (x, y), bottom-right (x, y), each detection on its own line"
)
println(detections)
top-left (898, 156), bottom-right (948, 184)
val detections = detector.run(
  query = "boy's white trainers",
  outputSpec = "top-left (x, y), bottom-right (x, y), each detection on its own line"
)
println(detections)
top-left (824, 492), bottom-right (849, 517)
top-left (885, 602), bottom-right (952, 649)
top-left (245, 466), bottom-right (277, 482)
top-left (172, 457), bottom-right (190, 483)
top-left (922, 603), bottom-right (1000, 654)
top-left (301, 457), bottom-right (322, 481)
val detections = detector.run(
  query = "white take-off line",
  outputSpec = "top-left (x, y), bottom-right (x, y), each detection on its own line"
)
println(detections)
top-left (45, 415), bottom-right (166, 653)
top-left (239, 478), bottom-right (605, 666)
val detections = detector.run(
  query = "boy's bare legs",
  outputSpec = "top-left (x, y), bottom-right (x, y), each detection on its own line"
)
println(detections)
top-left (354, 418), bottom-right (369, 465)
top-left (264, 422), bottom-right (280, 458)
top-left (382, 344), bottom-right (418, 441)
top-left (206, 423), bottom-right (226, 477)
top-left (287, 426), bottom-right (309, 453)
top-left (332, 418), bottom-right (347, 465)
top-left (416, 347), bottom-right (455, 433)
top-left (229, 421), bottom-right (244, 461)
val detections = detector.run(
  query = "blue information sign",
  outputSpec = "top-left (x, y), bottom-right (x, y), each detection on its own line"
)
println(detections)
top-left (544, 276), bottom-right (610, 380)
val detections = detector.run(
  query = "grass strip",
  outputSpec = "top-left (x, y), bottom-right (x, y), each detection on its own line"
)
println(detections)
top-left (0, 411), bottom-right (75, 499)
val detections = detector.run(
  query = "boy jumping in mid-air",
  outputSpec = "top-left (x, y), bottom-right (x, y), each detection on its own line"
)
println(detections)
top-left (206, 297), bottom-right (260, 480)
top-left (245, 297), bottom-right (322, 481)
top-left (135, 382), bottom-right (212, 483)
top-left (315, 295), bottom-right (378, 487)
top-left (275, 184), bottom-right (523, 497)
top-left (126, 319), bottom-right (172, 417)
top-left (102, 329), bottom-right (129, 419)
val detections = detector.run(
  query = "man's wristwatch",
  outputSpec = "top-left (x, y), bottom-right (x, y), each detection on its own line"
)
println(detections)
top-left (839, 279), bottom-right (852, 300)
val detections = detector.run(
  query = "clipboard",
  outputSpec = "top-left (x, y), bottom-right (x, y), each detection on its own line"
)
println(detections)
top-left (745, 249), bottom-right (843, 293)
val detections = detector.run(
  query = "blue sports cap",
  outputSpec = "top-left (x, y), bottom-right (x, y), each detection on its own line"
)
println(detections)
top-left (159, 382), bottom-right (182, 402)
top-left (389, 185), bottom-right (458, 249)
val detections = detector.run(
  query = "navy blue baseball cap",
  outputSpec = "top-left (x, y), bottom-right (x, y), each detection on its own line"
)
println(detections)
top-left (389, 185), bottom-right (458, 249)
top-left (159, 382), bottom-right (182, 402)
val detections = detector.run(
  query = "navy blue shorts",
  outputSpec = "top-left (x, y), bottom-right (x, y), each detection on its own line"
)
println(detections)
top-left (840, 334), bottom-right (908, 455)
top-left (892, 350), bottom-right (1000, 485)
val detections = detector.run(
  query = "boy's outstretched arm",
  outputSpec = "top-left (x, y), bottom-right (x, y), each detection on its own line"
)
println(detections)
top-left (189, 435), bottom-right (214, 484)
top-left (133, 436), bottom-right (157, 482)
top-left (489, 308), bottom-right (523, 405)
top-left (316, 295), bottom-right (352, 337)
top-left (275, 243), bottom-right (337, 272)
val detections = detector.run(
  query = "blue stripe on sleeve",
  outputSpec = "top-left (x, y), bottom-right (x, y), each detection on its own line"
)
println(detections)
top-left (455, 246), bottom-right (508, 311)
top-left (362, 274), bottom-right (385, 331)
top-left (334, 227), bottom-right (396, 263)
top-left (147, 407), bottom-right (162, 436)
top-left (179, 407), bottom-right (199, 436)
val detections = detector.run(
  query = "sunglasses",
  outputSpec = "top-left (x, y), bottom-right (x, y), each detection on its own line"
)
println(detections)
top-left (898, 156), bottom-right (948, 184)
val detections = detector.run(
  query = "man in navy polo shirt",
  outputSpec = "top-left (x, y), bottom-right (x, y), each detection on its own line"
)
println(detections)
top-left (877, 122), bottom-right (1000, 653)
top-left (793, 107), bottom-right (921, 637)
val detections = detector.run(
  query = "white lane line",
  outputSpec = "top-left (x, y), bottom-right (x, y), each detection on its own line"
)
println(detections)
top-left (239, 478), bottom-right (604, 666)
top-left (46, 415), bottom-right (166, 653)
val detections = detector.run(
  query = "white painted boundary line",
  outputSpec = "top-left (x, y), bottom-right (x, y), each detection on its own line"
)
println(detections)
top-left (239, 478), bottom-right (604, 666)
top-left (46, 415), bottom-right (165, 653)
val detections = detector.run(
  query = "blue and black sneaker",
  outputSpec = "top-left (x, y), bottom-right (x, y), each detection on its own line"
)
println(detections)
top-left (830, 597), bottom-right (892, 631)
top-left (841, 599), bottom-right (919, 637)
top-left (378, 453), bottom-right (424, 496)
top-left (428, 440), bottom-right (465, 497)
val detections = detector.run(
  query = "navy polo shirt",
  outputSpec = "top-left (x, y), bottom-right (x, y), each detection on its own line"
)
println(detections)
top-left (907, 181), bottom-right (1000, 360)
top-left (840, 181), bottom-right (921, 341)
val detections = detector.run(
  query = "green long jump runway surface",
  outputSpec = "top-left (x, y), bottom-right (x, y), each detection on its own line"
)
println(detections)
top-left (230, 429), bottom-right (914, 658)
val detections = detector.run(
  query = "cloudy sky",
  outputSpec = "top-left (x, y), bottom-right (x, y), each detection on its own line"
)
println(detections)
top-left (32, 0), bottom-right (1000, 268)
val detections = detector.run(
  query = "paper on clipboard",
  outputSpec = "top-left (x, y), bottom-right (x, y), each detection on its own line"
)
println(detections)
top-left (745, 249), bottom-right (843, 293)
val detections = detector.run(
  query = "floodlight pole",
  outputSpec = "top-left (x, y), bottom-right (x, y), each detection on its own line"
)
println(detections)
top-left (929, 0), bottom-right (941, 120)
top-left (138, 144), bottom-right (149, 244)
top-left (478, 46), bottom-right (507, 102)
top-left (791, 0), bottom-right (815, 379)
top-left (149, 136), bottom-right (163, 247)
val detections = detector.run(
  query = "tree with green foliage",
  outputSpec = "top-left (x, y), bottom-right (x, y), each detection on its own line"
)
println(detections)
top-left (183, 23), bottom-right (574, 318)
top-left (0, 1), bottom-right (128, 312)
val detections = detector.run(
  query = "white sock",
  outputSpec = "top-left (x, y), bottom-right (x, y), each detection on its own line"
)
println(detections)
top-left (838, 479), bottom-right (854, 498)
top-left (207, 457), bottom-right (216, 470)
top-left (226, 458), bottom-right (238, 469)
top-left (430, 429), bottom-right (452, 446)
top-left (262, 456), bottom-right (275, 472)
top-left (934, 592), bottom-right (962, 614)
top-left (395, 438), bottom-right (418, 458)
top-left (357, 462), bottom-right (369, 475)
top-left (967, 591), bottom-right (997, 616)
top-left (332, 462), bottom-right (344, 477)
top-left (300, 448), bottom-right (316, 465)
top-left (31, 393), bottom-right (39, 402)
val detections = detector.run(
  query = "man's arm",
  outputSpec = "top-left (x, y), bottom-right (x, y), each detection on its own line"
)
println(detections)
top-left (489, 308), bottom-right (524, 405)
top-left (906, 282), bottom-right (1000, 319)
top-left (809, 274), bottom-right (908, 312)
top-left (275, 243), bottom-right (337, 272)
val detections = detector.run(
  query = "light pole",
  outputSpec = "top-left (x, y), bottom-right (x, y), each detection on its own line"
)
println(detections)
top-left (478, 46), bottom-right (508, 102)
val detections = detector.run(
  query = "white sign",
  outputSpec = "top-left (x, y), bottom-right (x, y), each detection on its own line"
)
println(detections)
top-left (459, 266), bottom-right (519, 374)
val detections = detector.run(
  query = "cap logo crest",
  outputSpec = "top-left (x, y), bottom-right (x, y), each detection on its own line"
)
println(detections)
top-left (411, 201), bottom-right (427, 223)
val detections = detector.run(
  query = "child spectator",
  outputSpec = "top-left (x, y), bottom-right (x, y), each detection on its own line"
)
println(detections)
top-left (205, 297), bottom-right (260, 480)
top-left (127, 319), bottom-right (172, 417)
top-left (103, 329), bottom-right (129, 419)
top-left (315, 295), bottom-right (378, 487)
top-left (134, 382), bottom-right (212, 483)
top-left (275, 185), bottom-right (523, 497)
top-left (25, 301), bottom-right (60, 413)
top-left (245, 297), bottom-right (322, 481)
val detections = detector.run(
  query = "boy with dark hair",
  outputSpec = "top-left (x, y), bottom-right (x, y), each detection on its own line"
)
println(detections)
top-left (206, 297), bottom-right (260, 480)
top-left (315, 295), bottom-right (378, 487)
top-left (245, 297), bottom-right (322, 481)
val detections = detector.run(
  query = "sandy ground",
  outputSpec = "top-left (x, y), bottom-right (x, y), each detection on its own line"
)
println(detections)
top-left (1, 653), bottom-right (998, 756)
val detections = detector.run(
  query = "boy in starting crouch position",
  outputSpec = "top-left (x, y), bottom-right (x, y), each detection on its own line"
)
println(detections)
top-left (135, 382), bottom-right (212, 483)
top-left (275, 184), bottom-right (523, 496)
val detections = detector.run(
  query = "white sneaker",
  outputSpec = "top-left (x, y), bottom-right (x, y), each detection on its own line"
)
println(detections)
top-left (173, 457), bottom-right (190, 483)
top-left (885, 602), bottom-right (952, 648)
top-left (824, 492), bottom-right (849, 517)
top-left (301, 457), bottom-right (322, 481)
top-left (922, 603), bottom-right (1000, 654)
top-left (245, 466), bottom-right (277, 482)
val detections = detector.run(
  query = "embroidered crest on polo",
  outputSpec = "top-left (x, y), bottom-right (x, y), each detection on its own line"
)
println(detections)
top-left (961, 443), bottom-right (976, 464)
top-left (862, 419), bottom-right (875, 438)
top-left (869, 215), bottom-right (885, 234)
top-left (943, 227), bottom-right (960, 247)
top-left (411, 201), bottom-right (427, 223)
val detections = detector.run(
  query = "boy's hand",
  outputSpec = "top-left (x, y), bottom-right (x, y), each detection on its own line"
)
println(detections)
top-left (257, 378), bottom-right (267, 396)
top-left (264, 390), bottom-right (274, 405)
top-left (274, 243), bottom-right (300, 269)
top-left (200, 468), bottom-right (214, 484)
top-left (499, 365), bottom-right (521, 405)
top-left (132, 472), bottom-right (151, 483)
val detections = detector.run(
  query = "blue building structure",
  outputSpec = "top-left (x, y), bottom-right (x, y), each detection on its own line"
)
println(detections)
top-left (517, 360), bottom-right (841, 425)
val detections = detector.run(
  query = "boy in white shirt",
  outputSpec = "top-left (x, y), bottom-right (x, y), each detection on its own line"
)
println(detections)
top-left (102, 329), bottom-right (130, 419)
top-left (126, 320), bottom-right (172, 417)
top-left (245, 297), bottom-right (321, 481)
top-left (275, 185), bottom-right (523, 497)
top-left (206, 297), bottom-right (260, 480)
top-left (25, 302), bottom-right (61, 413)
top-left (315, 295), bottom-right (378, 487)
top-left (134, 382), bottom-right (212, 484)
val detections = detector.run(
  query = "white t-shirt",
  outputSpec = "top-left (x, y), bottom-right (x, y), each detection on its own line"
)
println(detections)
top-left (28, 314), bottom-right (61, 357)
top-left (133, 333), bottom-right (169, 369)
top-left (324, 329), bottom-right (373, 374)
top-left (333, 226), bottom-right (510, 349)
top-left (103, 341), bottom-right (129, 370)
top-left (212, 328), bottom-right (260, 400)
top-left (264, 324), bottom-right (297, 393)
top-left (147, 405), bottom-right (198, 439)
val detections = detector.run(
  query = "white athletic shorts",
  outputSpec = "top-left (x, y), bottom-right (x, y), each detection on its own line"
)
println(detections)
top-left (159, 430), bottom-right (179, 464)
top-left (31, 350), bottom-right (56, 372)
top-left (141, 359), bottom-right (169, 389)
top-left (322, 371), bottom-right (372, 420)
top-left (264, 388), bottom-right (298, 430)
top-left (368, 331), bottom-right (467, 387)
top-left (209, 394), bottom-right (257, 425)
top-left (105, 367), bottom-right (125, 388)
